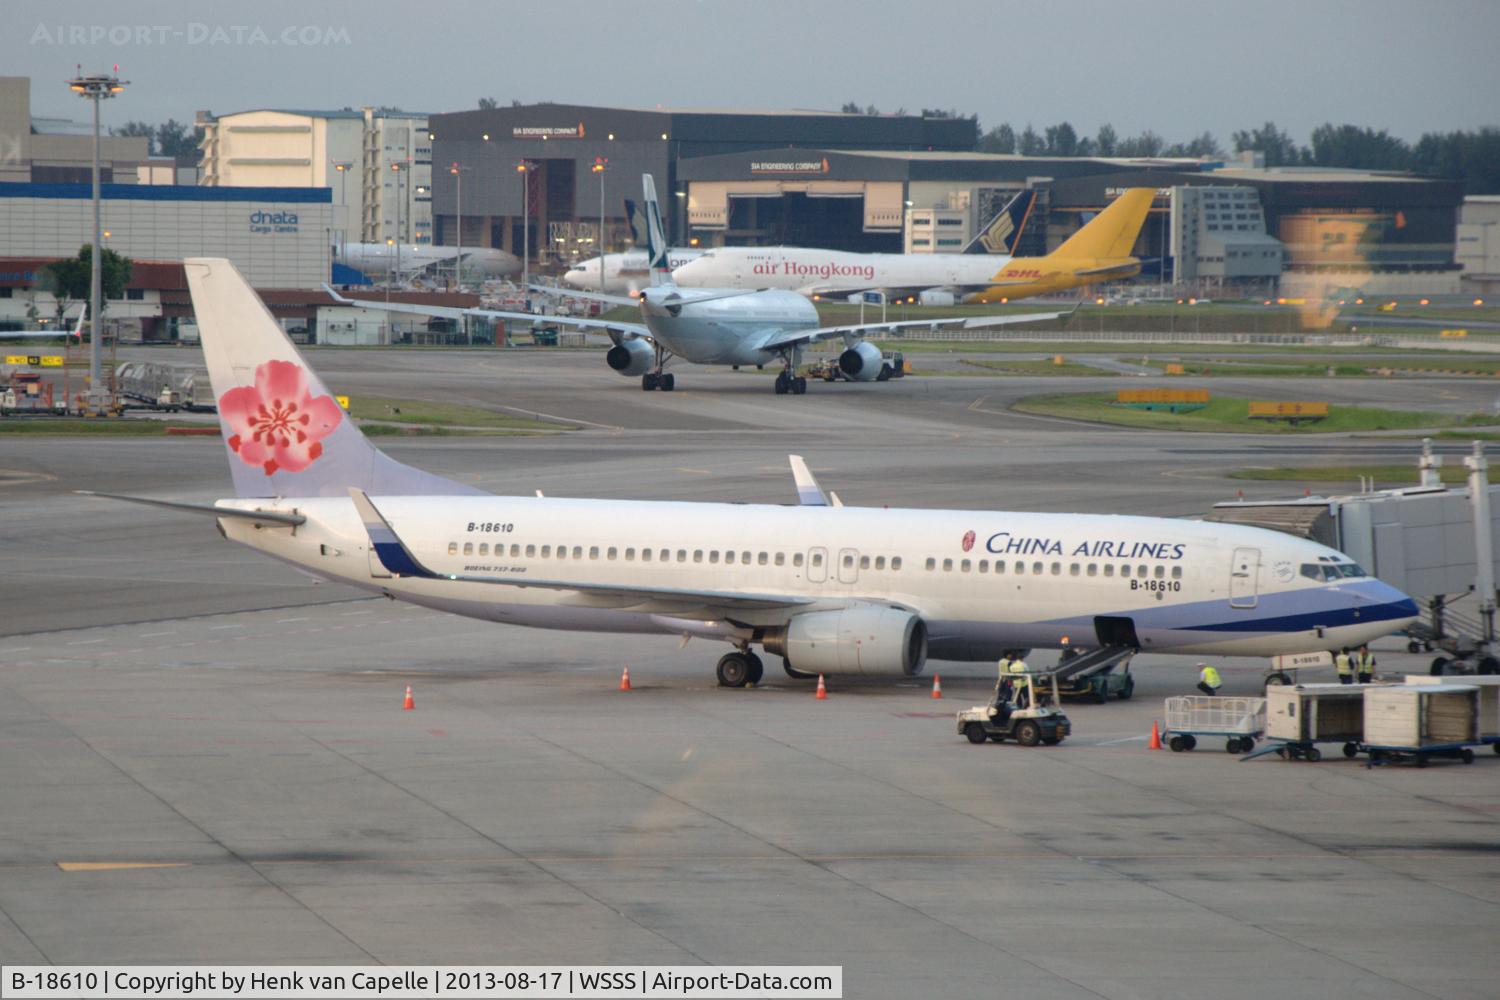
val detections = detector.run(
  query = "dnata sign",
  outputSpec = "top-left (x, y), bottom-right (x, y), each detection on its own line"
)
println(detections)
top-left (249, 209), bottom-right (300, 234)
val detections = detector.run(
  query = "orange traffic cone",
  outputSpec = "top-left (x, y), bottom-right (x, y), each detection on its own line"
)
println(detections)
top-left (931, 674), bottom-right (943, 699)
top-left (1148, 720), bottom-right (1162, 750)
top-left (402, 685), bottom-right (414, 711)
top-left (619, 666), bottom-right (632, 691)
top-left (815, 675), bottom-right (828, 700)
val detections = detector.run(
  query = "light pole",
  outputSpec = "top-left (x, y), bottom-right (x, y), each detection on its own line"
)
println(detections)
top-left (517, 160), bottom-right (533, 308)
top-left (332, 161), bottom-right (352, 257)
top-left (449, 162), bottom-right (468, 291)
top-left (592, 157), bottom-right (608, 295)
top-left (389, 162), bottom-right (405, 289)
top-left (68, 67), bottom-right (126, 407)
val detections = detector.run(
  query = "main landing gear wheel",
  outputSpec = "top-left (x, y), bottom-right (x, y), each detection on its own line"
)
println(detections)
top-left (642, 372), bottom-right (658, 391)
top-left (716, 652), bottom-right (755, 688)
top-left (744, 652), bottom-right (763, 685)
top-left (659, 373), bottom-right (675, 392)
top-left (773, 371), bottom-right (808, 395)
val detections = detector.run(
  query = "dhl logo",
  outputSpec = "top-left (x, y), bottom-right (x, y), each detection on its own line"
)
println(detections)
top-left (999, 268), bottom-right (1042, 280)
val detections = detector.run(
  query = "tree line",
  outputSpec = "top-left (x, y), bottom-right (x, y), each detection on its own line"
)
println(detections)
top-left (844, 103), bottom-right (1500, 194)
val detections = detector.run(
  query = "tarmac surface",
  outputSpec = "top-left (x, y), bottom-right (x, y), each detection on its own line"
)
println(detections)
top-left (2, 348), bottom-right (1498, 997)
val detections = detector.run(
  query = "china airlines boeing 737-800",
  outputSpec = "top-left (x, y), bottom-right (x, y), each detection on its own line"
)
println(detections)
top-left (88, 255), bottom-right (1420, 689)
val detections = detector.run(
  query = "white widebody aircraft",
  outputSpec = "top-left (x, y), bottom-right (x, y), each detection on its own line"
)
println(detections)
top-left (562, 247), bottom-right (707, 296)
top-left (327, 176), bottom-right (1072, 395)
top-left (0, 304), bottom-right (85, 340)
top-left (336, 242), bottom-right (521, 280)
top-left (673, 189), bottom-right (1041, 305)
top-left (89, 255), bottom-right (1421, 689)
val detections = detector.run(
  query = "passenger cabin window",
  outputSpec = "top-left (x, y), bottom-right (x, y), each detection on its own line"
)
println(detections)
top-left (464, 543), bottom-right (474, 556)
top-left (448, 542), bottom-right (458, 555)
top-left (1154, 565), bottom-right (1165, 579)
top-left (724, 551), bottom-right (734, 565)
top-left (1120, 565), bottom-right (1130, 578)
top-left (1171, 566), bottom-right (1182, 579)
top-left (978, 559), bottom-right (988, 573)
top-left (875, 556), bottom-right (886, 570)
top-left (860, 555), bottom-right (870, 570)
top-left (793, 553), bottom-right (804, 567)
top-left (891, 557), bottom-right (902, 571)
top-left (759, 552), bottom-right (769, 565)
top-left (710, 550), bottom-right (720, 564)
top-left (843, 554), bottom-right (855, 569)
top-left (661, 549), bottom-right (670, 562)
top-left (589, 546), bottom-right (600, 559)
top-left (1033, 562), bottom-right (1043, 575)
top-left (1104, 564), bottom-right (1114, 577)
top-left (526, 544), bottom-right (536, 557)
top-left (1087, 564), bottom-right (1097, 577)
top-left (774, 553), bottom-right (785, 566)
top-left (693, 550), bottom-right (703, 563)
top-left (742, 551), bottom-right (752, 564)
top-left (606, 547), bottom-right (617, 560)
top-left (511, 544), bottom-right (520, 557)
top-left (573, 546), bottom-right (582, 559)
top-left (1069, 563), bottom-right (1080, 576)
top-left (943, 558), bottom-right (953, 572)
top-left (811, 553), bottom-right (823, 568)
top-left (677, 550), bottom-right (687, 562)
top-left (960, 559), bottom-right (971, 573)
top-left (1051, 562), bottom-right (1061, 576)
top-left (995, 560), bottom-right (1005, 574)
top-left (642, 548), bottom-right (652, 562)
top-left (540, 545), bottom-right (551, 558)
top-left (556, 545), bottom-right (567, 559)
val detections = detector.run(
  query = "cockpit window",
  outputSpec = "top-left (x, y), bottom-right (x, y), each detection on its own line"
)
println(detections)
top-left (1301, 562), bottom-right (1368, 581)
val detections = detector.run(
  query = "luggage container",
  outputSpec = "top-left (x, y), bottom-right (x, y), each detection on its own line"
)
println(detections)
top-left (1404, 675), bottom-right (1500, 753)
top-left (1362, 684), bottom-right (1481, 767)
top-left (1163, 696), bottom-right (1265, 753)
top-left (1262, 684), bottom-right (1368, 761)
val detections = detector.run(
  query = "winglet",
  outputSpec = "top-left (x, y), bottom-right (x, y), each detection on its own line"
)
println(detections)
top-left (348, 488), bottom-right (442, 578)
top-left (789, 455), bottom-right (829, 507)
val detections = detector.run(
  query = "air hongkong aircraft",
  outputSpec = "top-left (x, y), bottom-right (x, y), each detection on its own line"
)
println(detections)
top-left (88, 254), bottom-right (1420, 689)
top-left (327, 175), bottom-right (1071, 395)
top-left (672, 188), bottom-right (1156, 305)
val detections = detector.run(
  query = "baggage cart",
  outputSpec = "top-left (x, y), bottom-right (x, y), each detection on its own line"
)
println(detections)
top-left (1361, 684), bottom-right (1481, 767)
top-left (1163, 695), bottom-right (1265, 753)
top-left (1404, 675), bottom-right (1500, 754)
top-left (1260, 684), bottom-right (1367, 762)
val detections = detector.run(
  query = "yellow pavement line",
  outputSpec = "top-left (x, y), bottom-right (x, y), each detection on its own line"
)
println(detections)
top-left (56, 862), bottom-right (191, 872)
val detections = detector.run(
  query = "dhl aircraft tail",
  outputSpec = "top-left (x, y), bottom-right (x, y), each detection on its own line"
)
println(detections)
top-left (1051, 188), bottom-right (1156, 261)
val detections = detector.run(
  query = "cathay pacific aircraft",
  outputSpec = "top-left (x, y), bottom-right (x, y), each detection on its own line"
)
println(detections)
top-left (328, 176), bottom-right (1071, 395)
top-left (87, 256), bottom-right (1420, 688)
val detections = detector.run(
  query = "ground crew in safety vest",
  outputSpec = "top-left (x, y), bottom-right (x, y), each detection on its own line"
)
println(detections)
top-left (1007, 653), bottom-right (1032, 709)
top-left (1355, 645), bottom-right (1376, 684)
top-left (1335, 647), bottom-right (1354, 684)
top-left (1196, 663), bottom-right (1221, 696)
top-left (993, 652), bottom-right (1016, 715)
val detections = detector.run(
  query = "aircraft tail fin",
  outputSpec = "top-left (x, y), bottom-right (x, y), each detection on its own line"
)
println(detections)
top-left (641, 174), bottom-right (674, 287)
top-left (183, 258), bottom-right (481, 499)
top-left (1051, 187), bottom-right (1155, 260)
top-left (964, 189), bottom-right (1037, 255)
top-left (623, 197), bottom-right (644, 246)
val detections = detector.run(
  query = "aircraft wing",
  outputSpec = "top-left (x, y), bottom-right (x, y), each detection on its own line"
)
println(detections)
top-left (755, 309), bottom-right (1074, 353)
top-left (350, 489), bottom-right (813, 614)
top-left (322, 285), bottom-right (653, 340)
top-left (530, 284), bottom-right (640, 308)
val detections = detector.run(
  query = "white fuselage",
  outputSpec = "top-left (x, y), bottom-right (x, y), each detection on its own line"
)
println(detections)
top-left (636, 287), bottom-right (819, 366)
top-left (222, 495), bottom-right (1418, 663)
top-left (337, 243), bottom-right (521, 279)
top-left (563, 249), bottom-right (708, 296)
top-left (672, 247), bottom-right (1013, 296)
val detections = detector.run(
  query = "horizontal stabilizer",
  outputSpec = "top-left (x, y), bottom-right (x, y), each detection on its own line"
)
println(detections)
top-left (77, 491), bottom-right (305, 526)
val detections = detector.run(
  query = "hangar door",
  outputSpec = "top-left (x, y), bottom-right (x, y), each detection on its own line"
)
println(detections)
top-left (689, 181), bottom-right (905, 251)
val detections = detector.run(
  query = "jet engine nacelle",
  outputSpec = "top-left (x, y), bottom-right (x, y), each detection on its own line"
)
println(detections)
top-left (838, 340), bottom-right (884, 381)
top-left (764, 606), bottom-right (927, 677)
top-left (606, 338), bottom-right (654, 376)
top-left (918, 289), bottom-right (955, 307)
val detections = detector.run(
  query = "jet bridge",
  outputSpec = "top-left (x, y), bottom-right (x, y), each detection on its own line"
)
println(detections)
top-left (1207, 440), bottom-right (1500, 673)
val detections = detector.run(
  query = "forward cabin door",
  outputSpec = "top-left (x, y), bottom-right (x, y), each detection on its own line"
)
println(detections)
top-left (1229, 547), bottom-right (1260, 608)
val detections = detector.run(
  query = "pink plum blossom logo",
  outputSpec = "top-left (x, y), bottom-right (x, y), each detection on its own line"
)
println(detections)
top-left (218, 360), bottom-right (342, 476)
top-left (961, 530), bottom-right (976, 552)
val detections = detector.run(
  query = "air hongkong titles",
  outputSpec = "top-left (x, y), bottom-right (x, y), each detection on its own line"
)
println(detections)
top-left (984, 531), bottom-right (1187, 560)
top-left (751, 258), bottom-right (876, 281)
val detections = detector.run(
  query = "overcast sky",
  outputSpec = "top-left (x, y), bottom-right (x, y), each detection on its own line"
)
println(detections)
top-left (7, 0), bottom-right (1497, 144)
